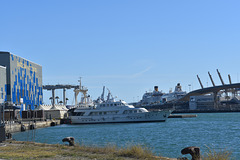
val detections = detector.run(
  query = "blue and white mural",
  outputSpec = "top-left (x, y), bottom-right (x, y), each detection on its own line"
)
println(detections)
top-left (0, 52), bottom-right (43, 109)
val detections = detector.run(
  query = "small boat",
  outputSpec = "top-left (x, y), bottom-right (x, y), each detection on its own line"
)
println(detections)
top-left (69, 88), bottom-right (172, 124)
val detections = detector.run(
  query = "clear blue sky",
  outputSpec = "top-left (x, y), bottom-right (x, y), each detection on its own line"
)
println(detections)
top-left (1, 0), bottom-right (240, 104)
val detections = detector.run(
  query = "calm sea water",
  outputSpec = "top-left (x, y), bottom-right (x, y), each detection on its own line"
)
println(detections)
top-left (13, 113), bottom-right (240, 158)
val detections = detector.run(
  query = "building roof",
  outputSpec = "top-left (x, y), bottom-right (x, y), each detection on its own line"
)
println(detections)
top-left (36, 105), bottom-right (68, 111)
top-left (0, 51), bottom-right (42, 67)
top-left (0, 65), bottom-right (6, 69)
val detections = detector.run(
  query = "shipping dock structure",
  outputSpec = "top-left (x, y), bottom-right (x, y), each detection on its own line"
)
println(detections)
top-left (1, 51), bottom-right (240, 140)
top-left (134, 70), bottom-right (240, 113)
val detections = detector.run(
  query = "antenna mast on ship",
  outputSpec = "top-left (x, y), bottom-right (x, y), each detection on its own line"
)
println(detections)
top-left (107, 88), bottom-right (114, 101)
top-left (101, 86), bottom-right (105, 102)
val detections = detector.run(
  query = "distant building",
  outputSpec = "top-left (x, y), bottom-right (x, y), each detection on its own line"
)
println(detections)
top-left (36, 105), bottom-right (68, 119)
top-left (0, 66), bottom-right (6, 104)
top-left (0, 52), bottom-right (43, 109)
top-left (189, 95), bottom-right (214, 110)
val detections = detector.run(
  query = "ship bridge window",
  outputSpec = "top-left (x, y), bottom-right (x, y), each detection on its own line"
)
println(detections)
top-left (75, 112), bottom-right (84, 116)
top-left (123, 110), bottom-right (133, 114)
top-left (90, 112), bottom-right (98, 116)
top-left (103, 104), bottom-right (105, 107)
top-left (72, 112), bottom-right (77, 116)
top-left (107, 104), bottom-right (109, 107)
top-left (110, 104), bottom-right (113, 106)
top-left (134, 110), bottom-right (137, 113)
top-left (114, 104), bottom-right (117, 106)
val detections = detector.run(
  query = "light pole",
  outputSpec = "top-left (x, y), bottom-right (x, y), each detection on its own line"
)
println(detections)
top-left (66, 98), bottom-right (69, 105)
top-left (55, 96), bottom-right (59, 104)
top-left (188, 84), bottom-right (191, 92)
top-left (49, 97), bottom-right (53, 104)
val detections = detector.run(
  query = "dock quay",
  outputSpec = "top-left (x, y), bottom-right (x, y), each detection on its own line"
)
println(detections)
top-left (168, 114), bottom-right (197, 118)
top-left (5, 120), bottom-right (60, 134)
top-left (172, 108), bottom-right (240, 114)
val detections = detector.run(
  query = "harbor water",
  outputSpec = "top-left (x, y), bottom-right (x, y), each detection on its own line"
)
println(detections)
top-left (13, 113), bottom-right (240, 158)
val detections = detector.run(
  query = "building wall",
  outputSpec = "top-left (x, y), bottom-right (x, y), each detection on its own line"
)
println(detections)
top-left (0, 53), bottom-right (10, 102)
top-left (0, 66), bottom-right (6, 104)
top-left (0, 52), bottom-right (43, 109)
top-left (189, 95), bottom-right (214, 110)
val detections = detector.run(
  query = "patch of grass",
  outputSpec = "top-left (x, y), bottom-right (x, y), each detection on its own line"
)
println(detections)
top-left (75, 143), bottom-right (118, 154)
top-left (0, 142), bottom-right (57, 159)
top-left (202, 146), bottom-right (232, 160)
top-left (118, 144), bottom-right (154, 159)
top-left (0, 141), bottom-right (171, 160)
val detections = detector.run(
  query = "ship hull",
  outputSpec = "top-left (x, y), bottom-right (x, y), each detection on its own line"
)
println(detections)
top-left (70, 110), bottom-right (171, 124)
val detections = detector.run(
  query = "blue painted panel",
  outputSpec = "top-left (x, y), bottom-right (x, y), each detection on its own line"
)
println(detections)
top-left (8, 54), bottom-right (42, 109)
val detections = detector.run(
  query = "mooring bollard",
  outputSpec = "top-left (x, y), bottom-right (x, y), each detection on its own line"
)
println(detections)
top-left (6, 133), bottom-right (12, 139)
top-left (29, 124), bottom-right (35, 130)
top-left (21, 124), bottom-right (26, 132)
top-left (50, 122), bottom-right (56, 126)
top-left (181, 146), bottom-right (201, 160)
top-left (62, 137), bottom-right (75, 146)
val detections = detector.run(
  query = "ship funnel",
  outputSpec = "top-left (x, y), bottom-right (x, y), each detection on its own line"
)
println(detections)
top-left (154, 86), bottom-right (158, 92)
top-left (175, 83), bottom-right (182, 92)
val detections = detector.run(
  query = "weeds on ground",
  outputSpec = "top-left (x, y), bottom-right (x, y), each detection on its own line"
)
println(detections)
top-left (73, 143), bottom-right (160, 159)
top-left (118, 144), bottom-right (154, 159)
top-left (0, 142), bottom-right (57, 159)
top-left (202, 146), bottom-right (232, 160)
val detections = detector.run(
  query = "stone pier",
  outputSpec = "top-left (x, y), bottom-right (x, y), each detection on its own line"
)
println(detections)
top-left (5, 120), bottom-right (60, 133)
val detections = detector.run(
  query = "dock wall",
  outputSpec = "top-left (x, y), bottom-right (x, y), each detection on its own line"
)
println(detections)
top-left (5, 120), bottom-right (60, 133)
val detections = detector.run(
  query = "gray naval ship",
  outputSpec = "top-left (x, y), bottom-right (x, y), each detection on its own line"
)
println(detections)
top-left (134, 83), bottom-right (187, 110)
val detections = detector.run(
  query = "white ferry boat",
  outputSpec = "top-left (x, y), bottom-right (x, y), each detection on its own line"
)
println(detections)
top-left (161, 83), bottom-right (187, 103)
top-left (137, 86), bottom-right (163, 106)
top-left (69, 88), bottom-right (172, 124)
top-left (135, 83), bottom-right (187, 107)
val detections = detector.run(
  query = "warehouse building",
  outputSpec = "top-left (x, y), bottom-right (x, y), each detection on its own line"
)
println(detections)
top-left (0, 52), bottom-right (43, 109)
top-left (0, 66), bottom-right (6, 104)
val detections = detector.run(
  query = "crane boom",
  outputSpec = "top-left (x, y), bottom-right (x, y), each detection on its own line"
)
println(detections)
top-left (197, 75), bottom-right (204, 89)
top-left (208, 72), bottom-right (215, 87)
top-left (217, 69), bottom-right (225, 85)
top-left (228, 74), bottom-right (232, 84)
